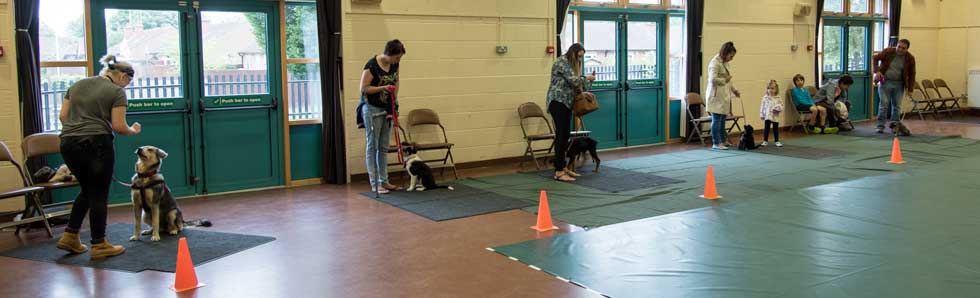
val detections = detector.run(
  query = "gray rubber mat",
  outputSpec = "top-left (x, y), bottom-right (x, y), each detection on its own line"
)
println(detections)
top-left (0, 223), bottom-right (275, 273)
top-left (360, 184), bottom-right (533, 221)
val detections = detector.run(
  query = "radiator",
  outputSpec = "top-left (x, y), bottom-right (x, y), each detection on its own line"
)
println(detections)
top-left (970, 69), bottom-right (980, 108)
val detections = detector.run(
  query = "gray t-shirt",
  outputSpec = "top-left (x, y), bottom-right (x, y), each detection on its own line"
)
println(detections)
top-left (885, 54), bottom-right (905, 82)
top-left (60, 76), bottom-right (128, 137)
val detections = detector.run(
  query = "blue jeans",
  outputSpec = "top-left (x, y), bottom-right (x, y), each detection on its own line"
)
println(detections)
top-left (362, 104), bottom-right (391, 189)
top-left (877, 81), bottom-right (904, 128)
top-left (710, 113), bottom-right (727, 145)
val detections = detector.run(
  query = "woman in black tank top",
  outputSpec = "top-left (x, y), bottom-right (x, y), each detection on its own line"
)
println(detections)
top-left (359, 40), bottom-right (406, 194)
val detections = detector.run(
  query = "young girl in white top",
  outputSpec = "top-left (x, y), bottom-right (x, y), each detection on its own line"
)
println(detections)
top-left (760, 80), bottom-right (784, 147)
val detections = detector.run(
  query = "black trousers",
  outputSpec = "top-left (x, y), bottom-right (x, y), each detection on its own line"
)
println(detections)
top-left (763, 120), bottom-right (779, 142)
top-left (61, 134), bottom-right (115, 243)
top-left (548, 101), bottom-right (572, 172)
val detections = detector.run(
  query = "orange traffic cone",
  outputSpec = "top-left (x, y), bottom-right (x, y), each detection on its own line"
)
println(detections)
top-left (531, 190), bottom-right (558, 232)
top-left (888, 137), bottom-right (906, 164)
top-left (699, 165), bottom-right (722, 200)
top-left (170, 237), bottom-right (205, 292)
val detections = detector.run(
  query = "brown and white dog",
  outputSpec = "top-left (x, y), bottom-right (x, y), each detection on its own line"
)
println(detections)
top-left (128, 146), bottom-right (184, 242)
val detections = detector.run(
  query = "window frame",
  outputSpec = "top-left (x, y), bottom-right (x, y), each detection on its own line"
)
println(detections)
top-left (571, 0), bottom-right (684, 10)
top-left (282, 0), bottom-right (322, 125)
top-left (38, 0), bottom-right (94, 132)
top-left (667, 14), bottom-right (685, 101)
top-left (823, 0), bottom-right (879, 17)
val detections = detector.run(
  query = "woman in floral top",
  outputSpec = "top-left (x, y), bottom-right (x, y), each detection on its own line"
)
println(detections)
top-left (546, 43), bottom-right (595, 182)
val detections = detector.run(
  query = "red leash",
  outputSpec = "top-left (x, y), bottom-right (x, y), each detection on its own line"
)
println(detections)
top-left (387, 85), bottom-right (405, 164)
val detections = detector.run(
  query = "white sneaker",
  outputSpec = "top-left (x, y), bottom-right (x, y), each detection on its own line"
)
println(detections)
top-left (712, 145), bottom-right (729, 150)
top-left (760, 141), bottom-right (769, 147)
top-left (775, 141), bottom-right (784, 147)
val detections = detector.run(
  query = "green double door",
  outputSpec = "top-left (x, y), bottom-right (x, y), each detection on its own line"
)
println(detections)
top-left (90, 0), bottom-right (283, 203)
top-left (578, 12), bottom-right (666, 149)
top-left (823, 19), bottom-right (872, 121)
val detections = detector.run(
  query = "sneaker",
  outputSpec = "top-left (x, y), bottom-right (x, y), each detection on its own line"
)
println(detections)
top-left (712, 145), bottom-right (729, 150)
top-left (875, 127), bottom-right (884, 134)
top-left (810, 127), bottom-right (823, 134)
top-left (824, 127), bottom-right (839, 134)
top-left (760, 141), bottom-right (769, 147)
top-left (371, 188), bottom-right (390, 194)
top-left (775, 141), bottom-right (783, 147)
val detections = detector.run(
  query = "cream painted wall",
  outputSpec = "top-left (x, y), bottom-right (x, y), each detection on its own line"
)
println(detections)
top-left (0, 2), bottom-right (25, 211)
top-left (900, 0), bottom-right (941, 93)
top-left (341, 0), bottom-right (555, 175)
top-left (938, 0), bottom-right (980, 97)
top-left (702, 0), bottom-right (817, 129)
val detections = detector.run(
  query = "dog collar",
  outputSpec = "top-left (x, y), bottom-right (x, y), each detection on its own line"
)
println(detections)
top-left (137, 161), bottom-right (161, 178)
top-left (137, 170), bottom-right (159, 178)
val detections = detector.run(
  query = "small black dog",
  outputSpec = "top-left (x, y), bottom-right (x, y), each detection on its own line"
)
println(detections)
top-left (404, 146), bottom-right (454, 191)
top-left (565, 137), bottom-right (601, 173)
top-left (738, 125), bottom-right (758, 150)
top-left (889, 121), bottom-right (911, 136)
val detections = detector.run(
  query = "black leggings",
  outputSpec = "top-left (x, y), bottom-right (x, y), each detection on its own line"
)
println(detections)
top-left (763, 120), bottom-right (779, 142)
top-left (61, 134), bottom-right (115, 243)
top-left (548, 101), bottom-right (572, 172)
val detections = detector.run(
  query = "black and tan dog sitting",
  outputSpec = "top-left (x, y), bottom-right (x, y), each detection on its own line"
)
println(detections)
top-left (128, 146), bottom-right (209, 242)
top-left (404, 146), bottom-right (454, 192)
top-left (565, 136), bottom-right (601, 176)
top-left (889, 121), bottom-right (911, 137)
top-left (737, 125), bottom-right (758, 150)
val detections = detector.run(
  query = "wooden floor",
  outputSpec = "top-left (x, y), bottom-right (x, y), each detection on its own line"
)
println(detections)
top-left (1, 118), bottom-right (978, 298)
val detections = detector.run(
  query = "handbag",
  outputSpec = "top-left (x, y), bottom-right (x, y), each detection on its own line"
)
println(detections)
top-left (573, 79), bottom-right (599, 117)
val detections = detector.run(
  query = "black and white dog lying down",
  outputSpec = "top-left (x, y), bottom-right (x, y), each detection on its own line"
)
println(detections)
top-left (565, 136), bottom-right (601, 175)
top-left (404, 146), bottom-right (454, 192)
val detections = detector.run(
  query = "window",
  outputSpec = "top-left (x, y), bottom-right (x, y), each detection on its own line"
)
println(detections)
top-left (825, 0), bottom-right (844, 13)
top-left (825, 0), bottom-right (879, 16)
top-left (823, 25), bottom-right (843, 73)
top-left (285, 2), bottom-right (322, 121)
top-left (104, 9), bottom-right (183, 100)
top-left (201, 11), bottom-right (270, 96)
top-left (560, 13), bottom-right (577, 54)
top-left (873, 21), bottom-right (888, 52)
top-left (574, 0), bottom-right (680, 8)
top-left (668, 16), bottom-right (686, 99)
top-left (627, 21), bottom-right (658, 80)
top-left (583, 20), bottom-right (618, 81)
top-left (630, 0), bottom-right (660, 5)
top-left (582, 0), bottom-right (618, 3)
top-left (850, 0), bottom-right (869, 14)
top-left (39, 0), bottom-right (89, 132)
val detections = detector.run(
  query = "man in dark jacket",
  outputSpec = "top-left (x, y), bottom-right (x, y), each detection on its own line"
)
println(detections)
top-left (872, 39), bottom-right (916, 133)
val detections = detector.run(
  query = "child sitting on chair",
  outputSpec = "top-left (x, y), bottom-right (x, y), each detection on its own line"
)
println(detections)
top-left (791, 74), bottom-right (828, 133)
top-left (760, 80), bottom-right (784, 147)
